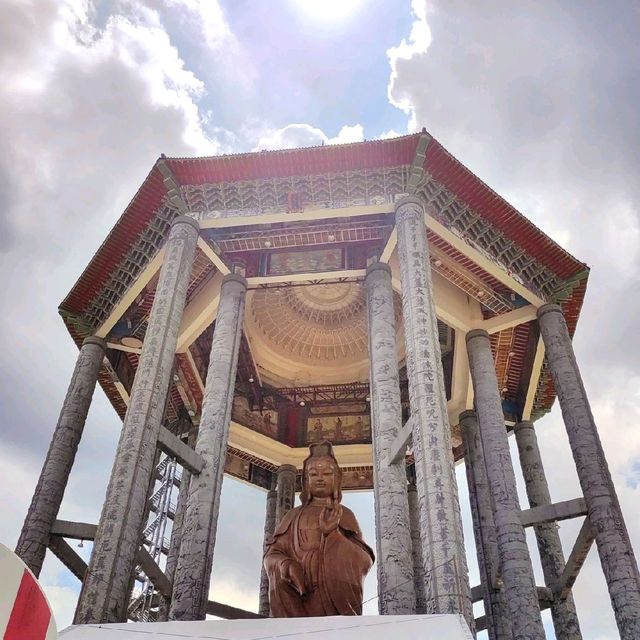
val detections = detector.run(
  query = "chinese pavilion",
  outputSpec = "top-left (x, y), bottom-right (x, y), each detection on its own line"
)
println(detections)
top-left (16, 132), bottom-right (640, 638)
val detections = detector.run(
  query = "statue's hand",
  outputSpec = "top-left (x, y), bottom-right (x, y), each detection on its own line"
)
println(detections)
top-left (320, 503), bottom-right (343, 535)
top-left (282, 559), bottom-right (306, 596)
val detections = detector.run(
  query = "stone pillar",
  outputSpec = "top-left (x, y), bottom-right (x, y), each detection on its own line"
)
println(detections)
top-left (75, 215), bottom-right (199, 624)
top-left (514, 420), bottom-right (582, 639)
top-left (158, 424), bottom-right (197, 621)
top-left (395, 196), bottom-right (472, 623)
top-left (460, 410), bottom-right (512, 640)
top-left (407, 483), bottom-right (427, 614)
top-left (258, 489), bottom-right (277, 616)
top-left (466, 329), bottom-right (545, 639)
top-left (275, 464), bottom-right (297, 524)
top-left (16, 336), bottom-right (106, 577)
top-left (366, 261), bottom-right (415, 614)
top-left (537, 303), bottom-right (640, 639)
top-left (169, 273), bottom-right (248, 621)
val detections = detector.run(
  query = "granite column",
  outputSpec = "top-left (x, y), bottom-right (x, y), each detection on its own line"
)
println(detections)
top-left (407, 483), bottom-right (427, 614)
top-left (169, 273), bottom-right (247, 621)
top-left (537, 303), bottom-right (640, 639)
top-left (460, 410), bottom-right (512, 640)
top-left (366, 261), bottom-right (415, 614)
top-left (466, 329), bottom-right (545, 639)
top-left (514, 420), bottom-right (582, 639)
top-left (158, 424), bottom-right (198, 621)
top-left (75, 215), bottom-right (199, 624)
top-left (258, 489), bottom-right (277, 616)
top-left (275, 464), bottom-right (297, 525)
top-left (16, 336), bottom-right (106, 577)
top-left (395, 196), bottom-right (472, 623)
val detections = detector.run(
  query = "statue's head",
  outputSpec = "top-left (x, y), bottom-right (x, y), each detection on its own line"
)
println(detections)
top-left (300, 441), bottom-right (342, 505)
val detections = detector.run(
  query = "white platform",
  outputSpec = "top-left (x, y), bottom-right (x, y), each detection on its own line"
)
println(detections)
top-left (60, 614), bottom-right (473, 639)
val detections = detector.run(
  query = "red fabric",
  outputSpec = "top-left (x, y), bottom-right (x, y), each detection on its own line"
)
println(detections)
top-left (4, 570), bottom-right (51, 640)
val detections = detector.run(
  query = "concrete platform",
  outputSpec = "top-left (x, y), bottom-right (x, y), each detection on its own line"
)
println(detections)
top-left (60, 614), bottom-right (473, 639)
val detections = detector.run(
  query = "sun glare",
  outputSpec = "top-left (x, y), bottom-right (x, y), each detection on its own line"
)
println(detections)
top-left (292, 0), bottom-right (364, 22)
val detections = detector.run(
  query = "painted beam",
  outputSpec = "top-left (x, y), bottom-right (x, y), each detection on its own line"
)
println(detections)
top-left (379, 227), bottom-right (397, 264)
top-left (95, 248), bottom-right (165, 339)
top-left (552, 518), bottom-right (596, 600)
top-left (476, 305), bottom-right (538, 334)
top-left (106, 342), bottom-right (142, 355)
top-left (522, 337), bottom-right (546, 420)
top-left (176, 270), bottom-right (224, 353)
top-left (246, 269), bottom-right (366, 287)
top-left (157, 425), bottom-right (205, 475)
top-left (197, 203), bottom-right (394, 230)
top-left (197, 236), bottom-right (230, 275)
top-left (426, 214), bottom-right (546, 307)
top-left (520, 497), bottom-right (588, 528)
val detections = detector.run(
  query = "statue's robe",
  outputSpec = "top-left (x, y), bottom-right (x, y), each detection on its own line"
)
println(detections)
top-left (264, 503), bottom-right (374, 617)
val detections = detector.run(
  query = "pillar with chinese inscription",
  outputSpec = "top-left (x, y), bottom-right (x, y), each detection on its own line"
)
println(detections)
top-left (514, 420), bottom-right (582, 639)
top-left (258, 488), bottom-right (277, 616)
top-left (537, 303), bottom-right (640, 640)
top-left (16, 336), bottom-right (106, 577)
top-left (169, 272), bottom-right (248, 621)
top-left (407, 483), bottom-right (427, 614)
top-left (460, 410), bottom-right (512, 640)
top-left (466, 329), bottom-right (545, 639)
top-left (275, 464), bottom-right (297, 525)
top-left (75, 215), bottom-right (199, 624)
top-left (395, 196), bottom-right (472, 624)
top-left (366, 261), bottom-right (415, 614)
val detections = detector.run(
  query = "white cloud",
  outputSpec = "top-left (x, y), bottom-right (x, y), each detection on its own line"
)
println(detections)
top-left (42, 584), bottom-right (78, 631)
top-left (384, 3), bottom-right (640, 637)
top-left (253, 122), bottom-right (365, 151)
top-left (0, 0), bottom-right (234, 622)
top-left (160, 0), bottom-right (257, 91)
top-left (386, 0), bottom-right (432, 130)
top-left (329, 124), bottom-right (365, 145)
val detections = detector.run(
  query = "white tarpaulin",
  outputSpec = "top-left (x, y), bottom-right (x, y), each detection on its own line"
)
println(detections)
top-left (61, 614), bottom-right (473, 639)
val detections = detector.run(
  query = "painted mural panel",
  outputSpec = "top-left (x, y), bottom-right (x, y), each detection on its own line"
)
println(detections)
top-left (224, 453), bottom-right (251, 481)
top-left (341, 468), bottom-right (374, 490)
top-left (268, 248), bottom-right (344, 275)
top-left (232, 397), bottom-right (279, 439)
top-left (306, 412), bottom-right (371, 445)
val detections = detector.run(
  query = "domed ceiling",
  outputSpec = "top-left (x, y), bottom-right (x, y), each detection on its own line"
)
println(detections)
top-left (245, 282), bottom-right (405, 386)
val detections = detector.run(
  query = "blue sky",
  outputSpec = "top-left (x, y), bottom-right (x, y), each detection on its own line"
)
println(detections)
top-left (1, 1), bottom-right (639, 638)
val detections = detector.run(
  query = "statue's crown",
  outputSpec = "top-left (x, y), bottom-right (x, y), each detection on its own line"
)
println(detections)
top-left (308, 441), bottom-right (334, 459)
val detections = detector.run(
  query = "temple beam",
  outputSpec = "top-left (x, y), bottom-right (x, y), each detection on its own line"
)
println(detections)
top-left (197, 236), bottom-right (230, 275)
top-left (387, 415), bottom-right (413, 465)
top-left (206, 600), bottom-right (264, 620)
top-left (197, 203), bottom-right (394, 230)
top-left (50, 520), bottom-right (97, 541)
top-left (476, 305), bottom-right (538, 334)
top-left (156, 425), bottom-right (205, 475)
top-left (137, 547), bottom-right (172, 598)
top-left (520, 497), bottom-right (588, 528)
top-left (552, 518), bottom-right (597, 600)
top-left (48, 536), bottom-right (88, 582)
top-left (176, 270), bottom-right (224, 353)
top-left (95, 249), bottom-right (166, 339)
top-left (522, 336), bottom-right (545, 420)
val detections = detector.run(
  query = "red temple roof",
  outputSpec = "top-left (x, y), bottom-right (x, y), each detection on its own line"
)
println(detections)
top-left (60, 132), bottom-right (588, 317)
